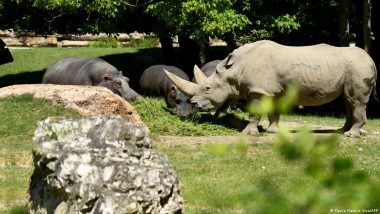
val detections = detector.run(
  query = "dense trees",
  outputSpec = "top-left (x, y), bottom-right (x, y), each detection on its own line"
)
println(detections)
top-left (0, 0), bottom-right (378, 71)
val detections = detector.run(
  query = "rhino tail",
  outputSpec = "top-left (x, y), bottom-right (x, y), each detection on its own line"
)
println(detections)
top-left (373, 83), bottom-right (379, 103)
top-left (372, 62), bottom-right (380, 103)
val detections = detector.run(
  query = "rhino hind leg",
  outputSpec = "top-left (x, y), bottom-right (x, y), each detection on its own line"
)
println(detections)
top-left (266, 113), bottom-right (280, 133)
top-left (340, 98), bottom-right (354, 132)
top-left (343, 102), bottom-right (367, 138)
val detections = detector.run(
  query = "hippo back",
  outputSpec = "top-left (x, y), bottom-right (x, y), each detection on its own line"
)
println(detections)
top-left (192, 60), bottom-right (221, 82)
top-left (140, 65), bottom-right (190, 95)
top-left (43, 57), bottom-right (139, 101)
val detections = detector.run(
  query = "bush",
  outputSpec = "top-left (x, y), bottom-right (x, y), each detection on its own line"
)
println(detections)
top-left (89, 37), bottom-right (121, 48)
top-left (128, 37), bottom-right (159, 48)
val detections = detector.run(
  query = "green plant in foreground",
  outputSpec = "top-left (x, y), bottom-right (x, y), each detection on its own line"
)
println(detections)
top-left (208, 86), bottom-right (380, 213)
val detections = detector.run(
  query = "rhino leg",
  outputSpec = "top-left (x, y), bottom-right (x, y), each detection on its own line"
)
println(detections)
top-left (343, 102), bottom-right (367, 138)
top-left (266, 113), bottom-right (280, 133)
top-left (340, 98), bottom-right (354, 132)
top-left (242, 115), bottom-right (261, 135)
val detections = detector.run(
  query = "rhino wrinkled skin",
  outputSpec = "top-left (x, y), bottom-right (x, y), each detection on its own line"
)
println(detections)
top-left (165, 40), bottom-right (378, 137)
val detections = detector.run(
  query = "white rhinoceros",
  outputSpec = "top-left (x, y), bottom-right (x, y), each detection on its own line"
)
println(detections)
top-left (164, 40), bottom-right (378, 137)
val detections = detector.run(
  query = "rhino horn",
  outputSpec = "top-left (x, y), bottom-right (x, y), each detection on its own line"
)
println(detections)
top-left (164, 69), bottom-right (199, 96)
top-left (193, 64), bottom-right (208, 84)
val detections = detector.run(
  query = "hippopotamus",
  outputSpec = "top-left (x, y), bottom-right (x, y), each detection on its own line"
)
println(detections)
top-left (191, 60), bottom-right (221, 82)
top-left (139, 65), bottom-right (192, 116)
top-left (165, 40), bottom-right (378, 137)
top-left (42, 57), bottom-right (140, 101)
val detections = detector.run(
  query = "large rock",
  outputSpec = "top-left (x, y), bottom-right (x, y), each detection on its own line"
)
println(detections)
top-left (0, 84), bottom-right (144, 127)
top-left (28, 116), bottom-right (183, 214)
top-left (25, 36), bottom-right (58, 47)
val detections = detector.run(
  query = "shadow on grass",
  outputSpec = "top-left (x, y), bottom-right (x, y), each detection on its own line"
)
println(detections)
top-left (0, 70), bottom-right (45, 87)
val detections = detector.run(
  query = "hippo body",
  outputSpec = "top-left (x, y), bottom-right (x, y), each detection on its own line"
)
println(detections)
top-left (42, 57), bottom-right (139, 101)
top-left (191, 60), bottom-right (221, 82)
top-left (139, 65), bottom-right (192, 116)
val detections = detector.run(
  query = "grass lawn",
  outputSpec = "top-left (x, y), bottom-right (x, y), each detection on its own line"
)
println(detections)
top-left (0, 48), bottom-right (379, 213)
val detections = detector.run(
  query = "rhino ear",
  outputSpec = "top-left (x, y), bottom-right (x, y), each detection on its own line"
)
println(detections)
top-left (216, 54), bottom-right (234, 74)
top-left (170, 85), bottom-right (177, 95)
top-left (225, 54), bottom-right (234, 67)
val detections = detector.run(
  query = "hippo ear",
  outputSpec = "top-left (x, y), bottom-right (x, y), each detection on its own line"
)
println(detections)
top-left (122, 76), bottom-right (130, 83)
top-left (170, 85), bottom-right (177, 95)
top-left (193, 64), bottom-right (207, 84)
top-left (102, 72), bottom-right (112, 81)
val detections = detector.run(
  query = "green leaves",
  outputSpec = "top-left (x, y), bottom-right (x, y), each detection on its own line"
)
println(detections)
top-left (147, 0), bottom-right (250, 40)
top-left (248, 84), bottom-right (299, 117)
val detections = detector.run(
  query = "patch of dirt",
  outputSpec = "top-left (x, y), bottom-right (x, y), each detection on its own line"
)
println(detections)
top-left (154, 121), bottom-right (372, 146)
top-left (0, 84), bottom-right (146, 128)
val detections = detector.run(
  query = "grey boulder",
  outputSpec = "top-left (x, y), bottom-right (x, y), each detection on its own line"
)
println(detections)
top-left (28, 116), bottom-right (183, 214)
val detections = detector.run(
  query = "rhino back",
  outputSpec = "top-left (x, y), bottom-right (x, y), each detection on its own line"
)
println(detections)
top-left (140, 65), bottom-right (189, 96)
top-left (220, 41), bottom-right (375, 106)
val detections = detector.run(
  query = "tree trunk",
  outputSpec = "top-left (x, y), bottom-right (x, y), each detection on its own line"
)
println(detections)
top-left (178, 35), bottom-right (201, 78)
top-left (363, 0), bottom-right (372, 53)
top-left (158, 34), bottom-right (176, 65)
top-left (198, 39), bottom-right (209, 65)
top-left (339, 0), bottom-right (351, 46)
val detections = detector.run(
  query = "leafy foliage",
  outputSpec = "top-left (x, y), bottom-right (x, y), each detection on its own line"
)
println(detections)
top-left (128, 37), bottom-right (160, 48)
top-left (212, 87), bottom-right (380, 212)
top-left (147, 0), bottom-right (250, 41)
top-left (89, 37), bottom-right (121, 48)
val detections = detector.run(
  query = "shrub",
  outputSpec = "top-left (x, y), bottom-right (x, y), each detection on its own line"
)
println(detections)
top-left (89, 37), bottom-right (121, 48)
top-left (128, 37), bottom-right (159, 48)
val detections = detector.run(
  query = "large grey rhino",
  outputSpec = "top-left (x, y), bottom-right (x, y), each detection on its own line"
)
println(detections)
top-left (164, 40), bottom-right (378, 137)
top-left (43, 57), bottom-right (140, 101)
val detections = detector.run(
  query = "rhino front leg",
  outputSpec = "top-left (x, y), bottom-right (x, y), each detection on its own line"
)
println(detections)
top-left (242, 114), bottom-right (261, 135)
top-left (266, 113), bottom-right (280, 133)
top-left (243, 98), bottom-right (262, 135)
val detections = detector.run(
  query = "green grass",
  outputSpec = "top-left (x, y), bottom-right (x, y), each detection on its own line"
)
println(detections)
top-left (156, 137), bottom-right (380, 213)
top-left (0, 95), bottom-right (379, 213)
top-left (0, 48), bottom-right (138, 76)
top-left (0, 95), bottom-right (79, 212)
top-left (0, 94), bottom-right (79, 150)
top-left (133, 97), bottom-right (240, 137)
top-left (89, 37), bottom-right (121, 48)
